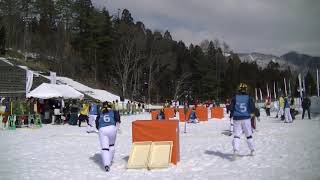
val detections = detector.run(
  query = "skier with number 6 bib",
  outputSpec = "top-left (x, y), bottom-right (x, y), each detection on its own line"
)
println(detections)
top-left (230, 83), bottom-right (256, 159)
top-left (95, 102), bottom-right (121, 172)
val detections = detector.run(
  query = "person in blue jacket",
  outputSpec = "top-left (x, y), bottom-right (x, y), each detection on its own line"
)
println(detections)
top-left (188, 108), bottom-right (198, 123)
top-left (95, 102), bottom-right (121, 172)
top-left (157, 109), bottom-right (165, 120)
top-left (87, 101), bottom-right (100, 133)
top-left (230, 83), bottom-right (255, 158)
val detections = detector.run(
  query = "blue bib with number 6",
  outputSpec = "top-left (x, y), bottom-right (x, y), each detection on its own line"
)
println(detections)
top-left (98, 111), bottom-right (115, 128)
top-left (234, 95), bottom-right (250, 117)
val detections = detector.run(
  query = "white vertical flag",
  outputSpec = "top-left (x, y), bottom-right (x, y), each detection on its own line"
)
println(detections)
top-left (267, 83), bottom-right (270, 98)
top-left (317, 69), bottom-right (319, 97)
top-left (284, 78), bottom-right (287, 96)
top-left (303, 77), bottom-right (306, 96)
top-left (298, 74), bottom-right (303, 98)
top-left (274, 81), bottom-right (277, 100)
top-left (288, 80), bottom-right (291, 96)
top-left (259, 88), bottom-right (263, 101)
top-left (255, 88), bottom-right (258, 101)
top-left (26, 70), bottom-right (33, 96)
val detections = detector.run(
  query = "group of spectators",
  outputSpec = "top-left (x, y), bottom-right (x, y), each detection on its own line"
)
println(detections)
top-left (273, 95), bottom-right (311, 122)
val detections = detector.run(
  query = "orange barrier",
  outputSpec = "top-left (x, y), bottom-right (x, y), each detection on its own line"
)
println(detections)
top-left (211, 107), bottom-right (224, 119)
top-left (151, 110), bottom-right (159, 120)
top-left (196, 106), bottom-right (208, 121)
top-left (132, 120), bottom-right (180, 164)
top-left (178, 108), bottom-right (191, 122)
top-left (164, 108), bottom-right (175, 120)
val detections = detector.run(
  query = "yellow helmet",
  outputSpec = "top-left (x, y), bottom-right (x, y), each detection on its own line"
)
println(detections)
top-left (103, 101), bottom-right (113, 109)
top-left (238, 83), bottom-right (248, 92)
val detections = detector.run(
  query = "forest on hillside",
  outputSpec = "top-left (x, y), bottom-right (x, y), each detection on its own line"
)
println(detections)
top-left (0, 0), bottom-right (317, 103)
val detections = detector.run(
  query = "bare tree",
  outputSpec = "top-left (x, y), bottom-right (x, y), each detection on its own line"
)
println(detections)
top-left (113, 37), bottom-right (143, 99)
top-left (173, 72), bottom-right (192, 100)
top-left (214, 38), bottom-right (220, 49)
top-left (145, 31), bottom-right (173, 104)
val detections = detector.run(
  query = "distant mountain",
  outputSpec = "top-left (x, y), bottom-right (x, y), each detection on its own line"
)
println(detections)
top-left (238, 52), bottom-right (297, 70)
top-left (238, 51), bottom-right (320, 73)
top-left (281, 51), bottom-right (320, 69)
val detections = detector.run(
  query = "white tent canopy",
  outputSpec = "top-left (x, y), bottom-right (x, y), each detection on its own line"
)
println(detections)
top-left (27, 83), bottom-right (84, 99)
top-left (56, 77), bottom-right (130, 103)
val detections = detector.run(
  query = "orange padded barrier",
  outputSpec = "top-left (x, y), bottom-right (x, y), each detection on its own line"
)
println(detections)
top-left (164, 108), bottom-right (175, 120)
top-left (151, 110), bottom-right (159, 120)
top-left (132, 120), bottom-right (180, 164)
top-left (178, 108), bottom-right (191, 122)
top-left (211, 107), bottom-right (224, 119)
top-left (196, 106), bottom-right (208, 121)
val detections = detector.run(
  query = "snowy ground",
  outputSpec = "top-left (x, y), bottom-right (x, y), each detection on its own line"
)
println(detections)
top-left (1, 110), bottom-right (320, 180)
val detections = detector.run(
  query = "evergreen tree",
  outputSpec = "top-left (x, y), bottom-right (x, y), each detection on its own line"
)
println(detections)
top-left (305, 71), bottom-right (316, 96)
top-left (164, 30), bottom-right (172, 41)
top-left (223, 53), bottom-right (241, 98)
top-left (86, 8), bottom-right (114, 82)
top-left (72, 0), bottom-right (93, 52)
top-left (55, 0), bottom-right (74, 31)
top-left (121, 9), bottom-right (133, 25)
top-left (34, 0), bottom-right (56, 33)
top-left (0, 25), bottom-right (6, 55)
top-left (0, 0), bottom-right (21, 49)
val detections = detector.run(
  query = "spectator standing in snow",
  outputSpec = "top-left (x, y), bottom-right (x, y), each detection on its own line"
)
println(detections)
top-left (273, 100), bottom-right (279, 118)
top-left (142, 103), bottom-right (145, 112)
top-left (290, 97), bottom-right (296, 120)
top-left (183, 99), bottom-right (189, 133)
top-left (278, 95), bottom-right (285, 120)
top-left (126, 101), bottom-right (131, 115)
top-left (157, 109), bottom-right (165, 120)
top-left (265, 97), bottom-right (271, 116)
top-left (302, 96), bottom-right (311, 119)
top-left (87, 101), bottom-right (99, 133)
top-left (251, 107), bottom-right (260, 131)
top-left (137, 102), bottom-right (141, 113)
top-left (230, 83), bottom-right (255, 157)
top-left (68, 100), bottom-right (79, 125)
top-left (164, 100), bottom-right (170, 108)
top-left (284, 97), bottom-right (293, 123)
top-left (188, 108), bottom-right (198, 123)
top-left (95, 102), bottom-right (121, 172)
top-left (173, 100), bottom-right (178, 117)
top-left (78, 102), bottom-right (89, 127)
top-left (112, 102), bottom-right (121, 134)
top-left (132, 102), bottom-right (136, 114)
top-left (183, 100), bottom-right (189, 119)
top-left (226, 98), bottom-right (231, 114)
top-left (114, 100), bottom-right (119, 111)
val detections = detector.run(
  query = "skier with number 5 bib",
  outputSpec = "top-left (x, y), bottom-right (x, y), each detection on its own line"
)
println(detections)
top-left (95, 102), bottom-right (121, 172)
top-left (230, 83), bottom-right (255, 159)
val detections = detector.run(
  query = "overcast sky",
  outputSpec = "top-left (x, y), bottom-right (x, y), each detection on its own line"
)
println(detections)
top-left (93, 0), bottom-right (320, 56)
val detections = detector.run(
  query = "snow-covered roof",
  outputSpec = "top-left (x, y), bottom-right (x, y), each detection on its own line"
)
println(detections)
top-left (0, 57), bottom-right (14, 66)
top-left (1, 57), bottom-right (129, 102)
top-left (27, 83), bottom-right (84, 99)
top-left (56, 77), bottom-right (127, 103)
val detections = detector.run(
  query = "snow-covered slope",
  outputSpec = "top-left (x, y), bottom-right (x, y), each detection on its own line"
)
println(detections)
top-left (1, 110), bottom-right (320, 180)
top-left (238, 52), bottom-right (298, 70)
